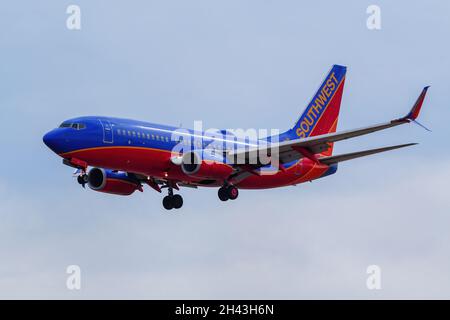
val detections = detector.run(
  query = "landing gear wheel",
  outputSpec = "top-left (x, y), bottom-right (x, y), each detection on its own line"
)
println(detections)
top-left (227, 186), bottom-right (239, 200)
top-left (77, 174), bottom-right (88, 187)
top-left (162, 194), bottom-right (183, 210)
top-left (218, 187), bottom-right (229, 201)
top-left (163, 196), bottom-right (174, 210)
top-left (172, 194), bottom-right (183, 209)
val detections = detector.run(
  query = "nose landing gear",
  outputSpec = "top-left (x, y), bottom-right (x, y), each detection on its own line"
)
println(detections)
top-left (76, 172), bottom-right (88, 188)
top-left (218, 185), bottom-right (239, 201)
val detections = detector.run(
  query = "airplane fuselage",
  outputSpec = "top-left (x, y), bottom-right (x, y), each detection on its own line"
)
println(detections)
top-left (43, 116), bottom-right (336, 189)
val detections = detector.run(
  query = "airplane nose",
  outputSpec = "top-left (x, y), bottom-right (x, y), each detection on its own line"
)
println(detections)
top-left (43, 130), bottom-right (63, 153)
top-left (43, 132), bottom-right (51, 146)
top-left (43, 131), bottom-right (55, 149)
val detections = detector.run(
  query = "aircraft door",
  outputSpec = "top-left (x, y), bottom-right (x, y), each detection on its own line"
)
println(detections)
top-left (99, 119), bottom-right (114, 144)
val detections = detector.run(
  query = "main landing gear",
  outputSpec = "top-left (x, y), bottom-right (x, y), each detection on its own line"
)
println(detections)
top-left (162, 185), bottom-right (183, 210)
top-left (218, 185), bottom-right (239, 201)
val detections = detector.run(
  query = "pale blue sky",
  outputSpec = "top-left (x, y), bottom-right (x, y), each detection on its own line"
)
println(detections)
top-left (0, 1), bottom-right (449, 298)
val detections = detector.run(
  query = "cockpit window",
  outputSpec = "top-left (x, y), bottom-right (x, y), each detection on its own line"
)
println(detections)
top-left (59, 122), bottom-right (72, 128)
top-left (59, 122), bottom-right (86, 130)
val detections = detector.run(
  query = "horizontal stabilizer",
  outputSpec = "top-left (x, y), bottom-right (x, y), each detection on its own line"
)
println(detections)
top-left (319, 143), bottom-right (418, 165)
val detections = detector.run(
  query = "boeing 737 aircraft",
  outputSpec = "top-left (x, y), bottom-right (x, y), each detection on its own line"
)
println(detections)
top-left (43, 65), bottom-right (429, 210)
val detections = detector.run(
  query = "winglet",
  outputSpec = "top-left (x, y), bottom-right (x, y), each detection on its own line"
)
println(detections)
top-left (405, 86), bottom-right (430, 120)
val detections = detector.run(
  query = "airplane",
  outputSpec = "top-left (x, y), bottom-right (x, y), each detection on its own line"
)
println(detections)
top-left (43, 65), bottom-right (430, 210)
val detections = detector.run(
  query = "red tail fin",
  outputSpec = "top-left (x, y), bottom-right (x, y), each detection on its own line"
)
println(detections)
top-left (288, 65), bottom-right (347, 156)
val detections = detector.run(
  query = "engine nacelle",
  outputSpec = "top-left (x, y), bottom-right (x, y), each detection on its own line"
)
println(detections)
top-left (181, 151), bottom-right (233, 180)
top-left (88, 168), bottom-right (141, 196)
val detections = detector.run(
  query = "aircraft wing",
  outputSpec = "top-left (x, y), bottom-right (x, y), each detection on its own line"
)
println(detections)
top-left (227, 86), bottom-right (429, 164)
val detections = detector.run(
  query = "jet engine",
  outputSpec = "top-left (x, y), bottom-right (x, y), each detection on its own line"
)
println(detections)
top-left (87, 168), bottom-right (141, 196)
top-left (180, 151), bottom-right (233, 180)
